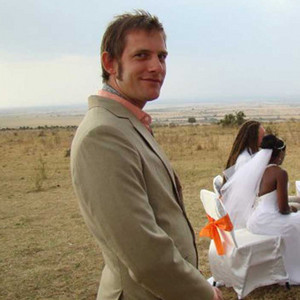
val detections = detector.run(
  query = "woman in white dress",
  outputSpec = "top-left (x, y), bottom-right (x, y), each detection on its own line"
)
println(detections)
top-left (225, 120), bottom-right (265, 172)
top-left (220, 121), bottom-right (265, 227)
top-left (247, 134), bottom-right (300, 284)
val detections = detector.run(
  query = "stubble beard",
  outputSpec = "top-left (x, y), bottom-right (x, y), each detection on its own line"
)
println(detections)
top-left (116, 61), bottom-right (123, 81)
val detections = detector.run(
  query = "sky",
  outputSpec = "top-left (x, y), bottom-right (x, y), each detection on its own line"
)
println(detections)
top-left (1, 0), bottom-right (300, 109)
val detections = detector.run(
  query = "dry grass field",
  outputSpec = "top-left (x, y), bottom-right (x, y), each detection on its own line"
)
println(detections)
top-left (1, 122), bottom-right (300, 299)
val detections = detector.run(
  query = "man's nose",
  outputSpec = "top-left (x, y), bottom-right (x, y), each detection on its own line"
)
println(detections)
top-left (148, 56), bottom-right (164, 73)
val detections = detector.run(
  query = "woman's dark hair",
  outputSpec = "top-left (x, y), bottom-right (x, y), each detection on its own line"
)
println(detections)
top-left (260, 134), bottom-right (286, 160)
top-left (225, 120), bottom-right (261, 169)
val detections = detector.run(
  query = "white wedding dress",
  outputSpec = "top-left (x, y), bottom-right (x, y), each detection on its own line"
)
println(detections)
top-left (247, 189), bottom-right (300, 284)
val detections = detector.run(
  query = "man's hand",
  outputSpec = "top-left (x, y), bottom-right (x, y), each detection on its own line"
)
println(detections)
top-left (212, 287), bottom-right (223, 300)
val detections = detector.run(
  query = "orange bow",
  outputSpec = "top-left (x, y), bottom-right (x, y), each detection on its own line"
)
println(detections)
top-left (199, 214), bottom-right (233, 255)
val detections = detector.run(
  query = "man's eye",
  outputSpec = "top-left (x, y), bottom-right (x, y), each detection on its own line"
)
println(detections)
top-left (158, 54), bottom-right (167, 62)
top-left (135, 53), bottom-right (147, 58)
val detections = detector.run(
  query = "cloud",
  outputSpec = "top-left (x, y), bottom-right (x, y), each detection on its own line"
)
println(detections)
top-left (161, 52), bottom-right (300, 102)
top-left (1, 0), bottom-right (300, 108)
top-left (0, 55), bottom-right (100, 108)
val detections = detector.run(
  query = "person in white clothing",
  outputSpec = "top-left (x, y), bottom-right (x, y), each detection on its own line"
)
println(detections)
top-left (225, 120), bottom-right (265, 173)
top-left (247, 135), bottom-right (300, 284)
top-left (220, 121), bottom-right (265, 227)
top-left (221, 132), bottom-right (300, 229)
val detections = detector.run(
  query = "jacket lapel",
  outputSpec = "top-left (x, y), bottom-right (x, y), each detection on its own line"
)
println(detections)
top-left (88, 95), bottom-right (184, 209)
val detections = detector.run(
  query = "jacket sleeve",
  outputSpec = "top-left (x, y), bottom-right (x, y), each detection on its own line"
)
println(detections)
top-left (71, 125), bottom-right (214, 300)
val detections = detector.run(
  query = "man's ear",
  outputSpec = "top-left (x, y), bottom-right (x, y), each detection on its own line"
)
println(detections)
top-left (102, 52), bottom-right (116, 76)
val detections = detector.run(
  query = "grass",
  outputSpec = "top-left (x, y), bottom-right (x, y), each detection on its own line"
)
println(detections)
top-left (1, 123), bottom-right (300, 299)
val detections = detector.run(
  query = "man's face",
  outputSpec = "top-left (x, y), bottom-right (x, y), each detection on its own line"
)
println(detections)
top-left (109, 30), bottom-right (167, 108)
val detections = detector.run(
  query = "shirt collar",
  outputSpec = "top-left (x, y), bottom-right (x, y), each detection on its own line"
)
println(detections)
top-left (99, 84), bottom-right (152, 132)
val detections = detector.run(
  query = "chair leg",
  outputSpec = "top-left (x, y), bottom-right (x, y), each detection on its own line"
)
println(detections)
top-left (285, 281), bottom-right (291, 290)
top-left (213, 281), bottom-right (217, 287)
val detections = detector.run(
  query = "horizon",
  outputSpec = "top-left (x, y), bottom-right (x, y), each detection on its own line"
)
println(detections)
top-left (1, 96), bottom-right (300, 114)
top-left (1, 99), bottom-right (300, 129)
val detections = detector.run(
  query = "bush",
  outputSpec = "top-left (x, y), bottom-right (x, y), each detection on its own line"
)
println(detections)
top-left (219, 111), bottom-right (246, 127)
top-left (188, 117), bottom-right (196, 124)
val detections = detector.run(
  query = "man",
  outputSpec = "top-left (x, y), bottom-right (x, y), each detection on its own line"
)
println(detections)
top-left (71, 10), bottom-right (222, 300)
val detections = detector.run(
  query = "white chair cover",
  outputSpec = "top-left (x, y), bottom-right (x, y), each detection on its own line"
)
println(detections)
top-left (296, 181), bottom-right (300, 196)
top-left (200, 189), bottom-right (288, 299)
top-left (212, 175), bottom-right (223, 197)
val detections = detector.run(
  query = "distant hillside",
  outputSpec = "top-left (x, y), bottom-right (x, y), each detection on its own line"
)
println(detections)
top-left (0, 101), bottom-right (300, 128)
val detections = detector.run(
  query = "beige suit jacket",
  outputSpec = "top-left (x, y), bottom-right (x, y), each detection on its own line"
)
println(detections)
top-left (71, 95), bottom-right (213, 300)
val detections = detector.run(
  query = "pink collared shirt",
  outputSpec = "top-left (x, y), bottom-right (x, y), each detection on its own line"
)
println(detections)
top-left (98, 89), bottom-right (153, 133)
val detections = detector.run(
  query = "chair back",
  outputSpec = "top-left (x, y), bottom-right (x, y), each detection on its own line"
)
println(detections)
top-left (296, 181), bottom-right (300, 196)
top-left (200, 189), bottom-right (238, 249)
top-left (213, 175), bottom-right (223, 197)
top-left (200, 189), bottom-right (226, 218)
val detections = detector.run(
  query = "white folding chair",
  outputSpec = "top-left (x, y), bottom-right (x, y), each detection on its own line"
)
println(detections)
top-left (296, 181), bottom-right (300, 196)
top-left (213, 175), bottom-right (223, 197)
top-left (200, 189), bottom-right (289, 299)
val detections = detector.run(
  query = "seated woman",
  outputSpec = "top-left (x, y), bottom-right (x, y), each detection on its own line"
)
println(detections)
top-left (247, 135), bottom-right (300, 284)
top-left (220, 120), bottom-right (265, 226)
top-left (225, 120), bottom-right (265, 172)
top-left (221, 132), bottom-right (300, 228)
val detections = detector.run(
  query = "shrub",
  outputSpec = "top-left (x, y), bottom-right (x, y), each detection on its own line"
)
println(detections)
top-left (188, 117), bottom-right (196, 124)
top-left (219, 111), bottom-right (246, 127)
top-left (33, 155), bottom-right (47, 191)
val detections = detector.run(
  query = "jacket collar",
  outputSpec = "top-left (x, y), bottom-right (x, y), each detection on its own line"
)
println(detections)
top-left (88, 95), bottom-right (184, 209)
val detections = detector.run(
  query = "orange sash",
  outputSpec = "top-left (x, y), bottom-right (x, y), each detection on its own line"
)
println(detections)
top-left (199, 214), bottom-right (233, 255)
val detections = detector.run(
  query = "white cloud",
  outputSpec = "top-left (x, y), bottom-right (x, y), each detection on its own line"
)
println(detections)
top-left (1, 0), bottom-right (300, 108)
top-left (0, 55), bottom-right (100, 108)
top-left (161, 52), bottom-right (300, 101)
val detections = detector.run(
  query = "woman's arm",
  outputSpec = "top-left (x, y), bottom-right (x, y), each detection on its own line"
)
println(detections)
top-left (277, 169), bottom-right (294, 214)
